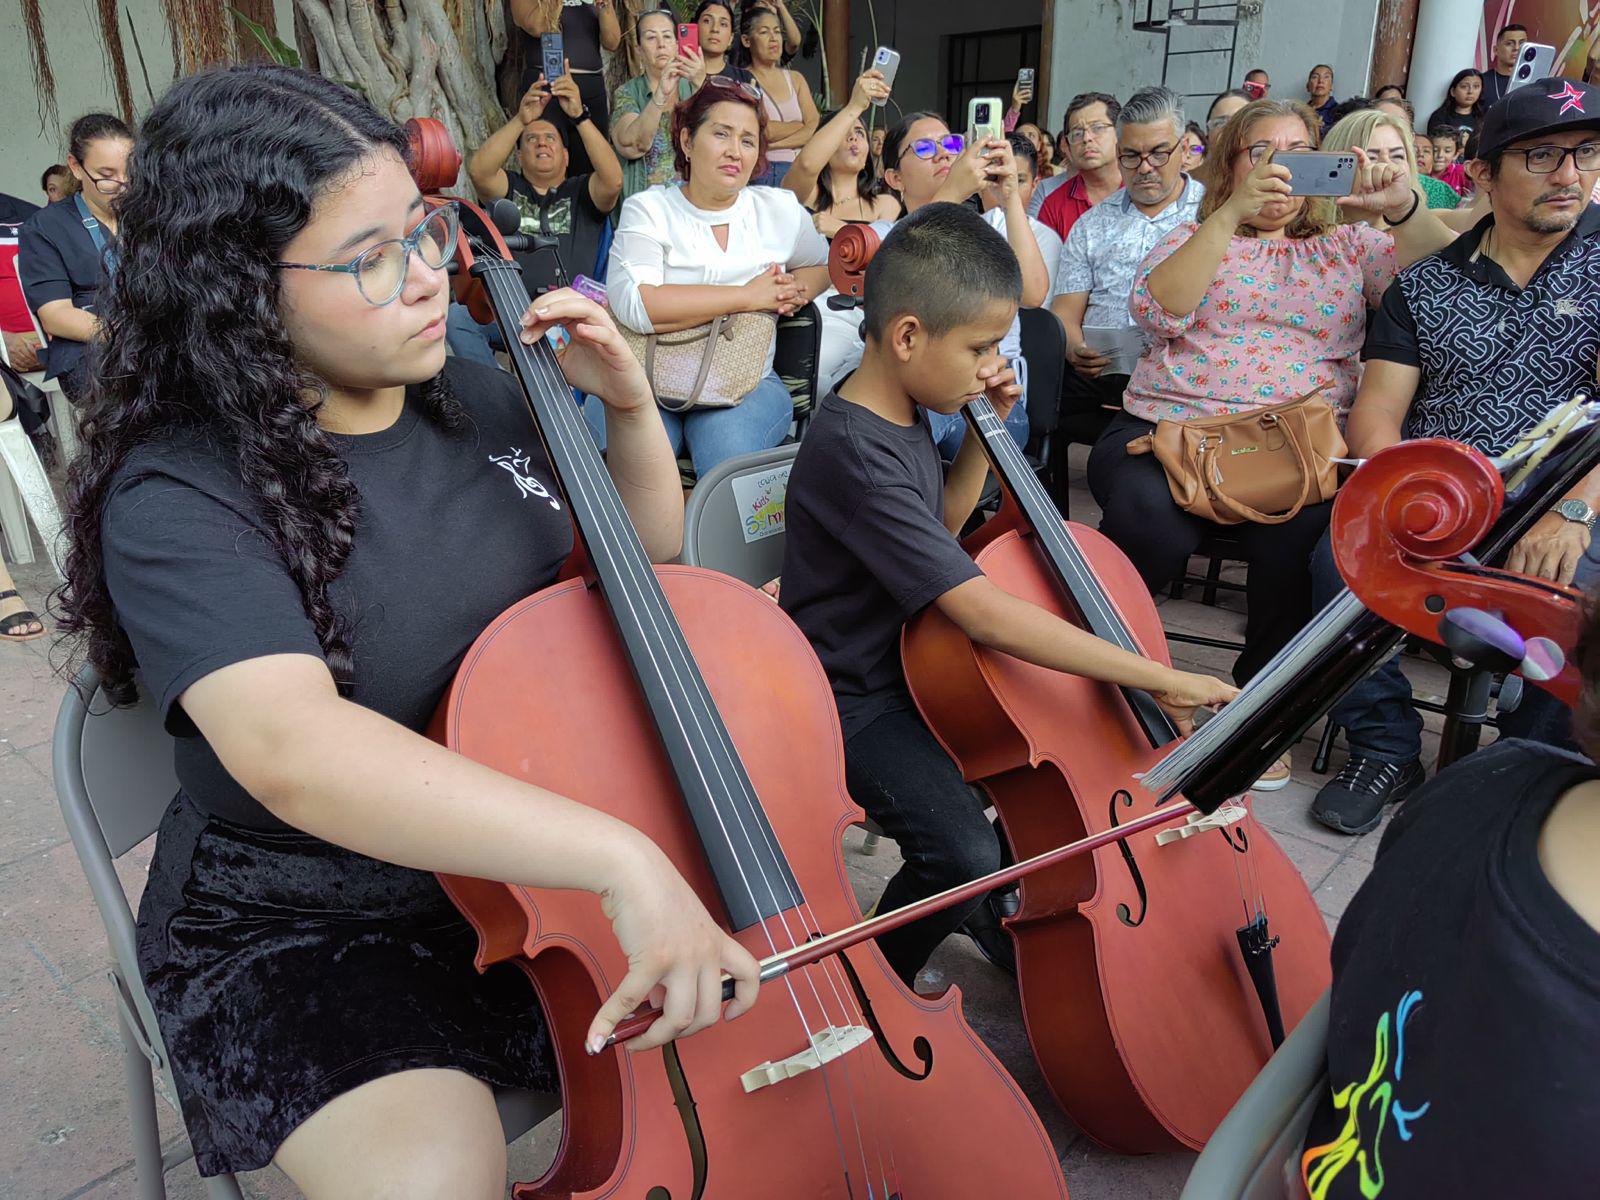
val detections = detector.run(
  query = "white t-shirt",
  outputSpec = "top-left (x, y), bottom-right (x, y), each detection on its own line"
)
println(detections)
top-left (979, 206), bottom-right (1054, 360)
top-left (607, 183), bottom-right (830, 378)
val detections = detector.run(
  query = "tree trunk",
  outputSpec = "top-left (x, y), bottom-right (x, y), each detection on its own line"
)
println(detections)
top-left (293, 0), bottom-right (514, 192)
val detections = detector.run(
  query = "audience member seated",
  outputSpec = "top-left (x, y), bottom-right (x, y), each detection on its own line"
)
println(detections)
top-left (449, 70), bottom-right (624, 365)
top-left (1243, 67), bottom-right (1270, 97)
top-left (1309, 79), bottom-right (1600, 834)
top-left (1322, 108), bottom-right (1433, 229)
top-left (694, 1), bottom-right (747, 82)
top-left (611, 7), bottom-right (704, 201)
top-left (1479, 22), bottom-right (1529, 109)
top-left (818, 112), bottom-right (1049, 443)
top-left (509, 0), bottom-right (621, 176)
top-left (1426, 68), bottom-right (1485, 149)
top-left (1428, 124), bottom-right (1471, 196)
top-left (1085, 98), bottom-right (1452, 723)
top-left (40, 165), bottom-right (73, 204)
top-left (0, 388), bottom-right (45, 639)
top-left (1037, 92), bottom-right (1122, 237)
top-left (782, 69), bottom-right (899, 237)
top-left (741, 5), bottom-right (818, 186)
top-left (1373, 95), bottom-right (1415, 130)
top-left (1300, 706), bottom-right (1600, 1197)
top-left (17, 112), bottom-right (133, 401)
top-left (1306, 63), bottom-right (1339, 131)
top-left (606, 78), bottom-right (828, 473)
top-left (1052, 86), bottom-right (1205, 467)
top-left (1207, 89), bottom-right (1250, 137)
top-left (871, 125), bottom-right (887, 164)
top-left (0, 198), bottom-right (41, 373)
top-left (1373, 83), bottom-right (1406, 103)
top-left (1037, 132), bottom-right (1060, 177)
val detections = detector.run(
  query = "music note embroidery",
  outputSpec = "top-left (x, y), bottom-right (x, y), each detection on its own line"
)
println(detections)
top-left (490, 450), bottom-right (563, 511)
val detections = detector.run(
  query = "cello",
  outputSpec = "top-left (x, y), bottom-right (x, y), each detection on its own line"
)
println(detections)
top-left (898, 392), bottom-right (1331, 1154)
top-left (406, 122), bottom-right (1070, 1199)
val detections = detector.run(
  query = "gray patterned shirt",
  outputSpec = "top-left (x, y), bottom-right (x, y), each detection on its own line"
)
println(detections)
top-left (1053, 176), bottom-right (1205, 329)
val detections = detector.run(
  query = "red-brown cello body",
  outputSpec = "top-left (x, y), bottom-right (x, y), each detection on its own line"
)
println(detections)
top-left (408, 121), bottom-right (1069, 1199)
top-left (902, 402), bottom-right (1332, 1154)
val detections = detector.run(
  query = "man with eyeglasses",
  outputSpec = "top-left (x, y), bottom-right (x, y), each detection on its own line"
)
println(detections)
top-left (1035, 93), bottom-right (1122, 238)
top-left (1051, 87), bottom-right (1204, 432)
top-left (1309, 78), bottom-right (1600, 834)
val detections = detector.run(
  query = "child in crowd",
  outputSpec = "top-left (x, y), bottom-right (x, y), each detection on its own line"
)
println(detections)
top-left (778, 203), bottom-right (1236, 986)
top-left (1427, 124), bottom-right (1471, 196)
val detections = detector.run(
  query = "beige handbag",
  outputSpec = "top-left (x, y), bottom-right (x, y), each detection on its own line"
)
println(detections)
top-left (1125, 388), bottom-right (1346, 525)
top-left (616, 311), bottom-right (777, 413)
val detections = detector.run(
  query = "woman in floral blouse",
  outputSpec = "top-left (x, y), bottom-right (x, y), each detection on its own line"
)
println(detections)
top-left (1086, 98), bottom-right (1453, 780)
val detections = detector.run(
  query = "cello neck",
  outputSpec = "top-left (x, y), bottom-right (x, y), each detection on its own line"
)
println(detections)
top-left (963, 398), bottom-right (1180, 747)
top-left (472, 256), bottom-right (803, 930)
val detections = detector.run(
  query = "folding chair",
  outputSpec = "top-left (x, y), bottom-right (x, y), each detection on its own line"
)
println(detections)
top-left (52, 665), bottom-right (561, 1199)
top-left (1179, 989), bottom-right (1330, 1200)
top-left (0, 399), bottom-right (65, 577)
top-left (775, 301), bottom-right (823, 440)
top-left (1016, 306), bottom-right (1066, 492)
top-left (15, 296), bottom-right (81, 462)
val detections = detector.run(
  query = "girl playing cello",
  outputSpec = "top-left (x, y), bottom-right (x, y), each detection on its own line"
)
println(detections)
top-left (58, 64), bottom-right (757, 1196)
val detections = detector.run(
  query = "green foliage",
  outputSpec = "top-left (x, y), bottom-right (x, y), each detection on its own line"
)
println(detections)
top-left (229, 8), bottom-right (300, 68)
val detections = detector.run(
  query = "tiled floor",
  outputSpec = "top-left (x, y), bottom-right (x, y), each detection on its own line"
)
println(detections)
top-left (0, 446), bottom-right (1474, 1198)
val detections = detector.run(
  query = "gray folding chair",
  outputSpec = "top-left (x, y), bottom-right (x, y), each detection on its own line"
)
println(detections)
top-left (1179, 989), bottom-right (1331, 1200)
top-left (53, 665), bottom-right (560, 1199)
top-left (680, 443), bottom-right (801, 587)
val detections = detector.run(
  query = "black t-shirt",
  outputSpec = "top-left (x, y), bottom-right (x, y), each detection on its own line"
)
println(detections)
top-left (101, 357), bottom-right (573, 830)
top-left (505, 170), bottom-right (608, 289)
top-left (1480, 68), bottom-right (1514, 110)
top-left (780, 391), bottom-right (982, 738)
top-left (1424, 103), bottom-right (1481, 147)
top-left (1302, 739), bottom-right (1600, 1198)
top-left (0, 192), bottom-right (39, 224)
top-left (514, 0), bottom-right (604, 94)
top-left (16, 197), bottom-right (109, 381)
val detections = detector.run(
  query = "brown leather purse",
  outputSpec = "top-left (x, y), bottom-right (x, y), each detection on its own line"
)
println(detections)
top-left (1125, 388), bottom-right (1346, 525)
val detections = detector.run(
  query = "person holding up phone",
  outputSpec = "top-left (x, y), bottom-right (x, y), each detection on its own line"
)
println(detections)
top-left (1084, 98), bottom-right (1452, 784)
top-left (510, 0), bottom-right (621, 176)
top-left (693, 1), bottom-right (751, 83)
top-left (611, 8), bottom-right (706, 201)
top-left (781, 69), bottom-right (900, 236)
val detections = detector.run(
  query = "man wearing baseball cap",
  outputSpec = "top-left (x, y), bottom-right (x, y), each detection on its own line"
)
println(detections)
top-left (1307, 77), bottom-right (1600, 835)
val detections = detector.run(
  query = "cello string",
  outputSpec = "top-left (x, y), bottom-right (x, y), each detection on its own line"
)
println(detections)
top-left (486, 268), bottom-right (889, 1194)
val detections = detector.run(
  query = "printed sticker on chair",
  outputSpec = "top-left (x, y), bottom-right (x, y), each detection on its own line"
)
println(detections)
top-left (730, 465), bottom-right (792, 544)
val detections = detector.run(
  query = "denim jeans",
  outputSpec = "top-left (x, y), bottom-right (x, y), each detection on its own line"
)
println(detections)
top-left (445, 303), bottom-right (505, 367)
top-left (582, 369), bottom-right (793, 475)
top-left (1311, 526), bottom-right (1599, 762)
top-left (843, 702), bottom-right (1003, 985)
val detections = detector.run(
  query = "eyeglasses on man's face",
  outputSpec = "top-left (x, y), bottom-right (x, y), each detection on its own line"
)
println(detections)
top-left (1068, 121), bottom-right (1114, 144)
top-left (275, 202), bottom-right (459, 308)
top-left (1118, 145), bottom-right (1176, 170)
top-left (1503, 142), bottom-right (1600, 174)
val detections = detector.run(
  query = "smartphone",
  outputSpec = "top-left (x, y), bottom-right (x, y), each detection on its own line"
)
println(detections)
top-left (1277, 150), bottom-right (1357, 196)
top-left (968, 96), bottom-right (1005, 146)
top-left (677, 23), bottom-right (700, 56)
top-left (541, 32), bottom-right (565, 84)
top-left (1510, 42), bottom-right (1558, 91)
top-left (1242, 79), bottom-right (1266, 100)
top-left (1016, 67), bottom-right (1035, 96)
top-left (871, 46), bottom-right (900, 106)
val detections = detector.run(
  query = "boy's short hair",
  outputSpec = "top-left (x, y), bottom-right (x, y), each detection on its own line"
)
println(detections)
top-left (863, 203), bottom-right (1021, 343)
top-left (1007, 132), bottom-right (1038, 178)
top-left (1427, 123), bottom-right (1459, 145)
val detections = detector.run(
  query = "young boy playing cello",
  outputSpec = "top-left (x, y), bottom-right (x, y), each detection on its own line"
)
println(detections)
top-left (779, 202), bottom-right (1236, 986)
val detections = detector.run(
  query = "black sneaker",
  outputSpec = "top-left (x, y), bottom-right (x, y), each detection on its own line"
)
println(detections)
top-left (959, 885), bottom-right (1019, 976)
top-left (1311, 755), bottom-right (1426, 835)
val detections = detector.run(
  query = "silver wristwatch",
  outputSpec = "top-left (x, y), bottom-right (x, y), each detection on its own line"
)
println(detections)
top-left (1554, 498), bottom-right (1599, 530)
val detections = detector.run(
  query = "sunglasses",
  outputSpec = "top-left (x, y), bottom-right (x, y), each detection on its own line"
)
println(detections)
top-left (704, 75), bottom-right (763, 103)
top-left (900, 133), bottom-right (965, 162)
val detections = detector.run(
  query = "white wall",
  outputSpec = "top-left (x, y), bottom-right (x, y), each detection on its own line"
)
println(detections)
top-left (0, 1), bottom-right (298, 204)
top-left (1046, 0), bottom-right (1380, 130)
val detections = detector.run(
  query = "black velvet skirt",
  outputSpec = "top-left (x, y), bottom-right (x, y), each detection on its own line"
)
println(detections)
top-left (135, 793), bottom-right (559, 1176)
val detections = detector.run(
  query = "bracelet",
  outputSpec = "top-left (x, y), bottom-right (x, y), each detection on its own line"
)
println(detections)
top-left (1386, 190), bottom-right (1421, 228)
top-left (575, 105), bottom-right (593, 125)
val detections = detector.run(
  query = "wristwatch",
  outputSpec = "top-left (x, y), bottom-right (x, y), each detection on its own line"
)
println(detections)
top-left (1554, 498), bottom-right (1598, 530)
top-left (574, 104), bottom-right (593, 125)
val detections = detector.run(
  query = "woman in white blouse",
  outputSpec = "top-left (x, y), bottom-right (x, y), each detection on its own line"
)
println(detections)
top-left (605, 77), bottom-right (829, 473)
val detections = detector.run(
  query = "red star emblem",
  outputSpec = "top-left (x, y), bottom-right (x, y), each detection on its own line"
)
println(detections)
top-left (1551, 82), bottom-right (1587, 114)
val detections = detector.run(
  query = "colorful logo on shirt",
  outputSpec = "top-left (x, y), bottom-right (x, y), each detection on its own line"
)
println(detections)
top-left (489, 449), bottom-right (563, 510)
top-left (1301, 990), bottom-right (1431, 1200)
top-left (1551, 82), bottom-right (1587, 115)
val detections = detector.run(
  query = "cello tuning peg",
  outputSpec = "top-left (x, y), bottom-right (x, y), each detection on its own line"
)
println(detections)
top-left (1518, 636), bottom-right (1567, 683)
top-left (1438, 607), bottom-right (1525, 673)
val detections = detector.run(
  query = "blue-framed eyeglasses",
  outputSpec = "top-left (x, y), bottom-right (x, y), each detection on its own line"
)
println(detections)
top-left (274, 202), bottom-right (460, 307)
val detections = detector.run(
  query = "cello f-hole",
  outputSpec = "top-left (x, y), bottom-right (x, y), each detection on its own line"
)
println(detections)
top-left (660, 1043), bottom-right (707, 1200)
top-left (1108, 790), bottom-right (1150, 928)
top-left (836, 953), bottom-right (935, 1081)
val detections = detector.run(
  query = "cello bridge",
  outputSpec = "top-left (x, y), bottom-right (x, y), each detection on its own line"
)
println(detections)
top-left (1154, 803), bottom-right (1246, 847)
top-left (739, 1024), bottom-right (874, 1093)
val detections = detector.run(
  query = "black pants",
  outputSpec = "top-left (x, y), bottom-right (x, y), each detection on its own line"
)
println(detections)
top-left (843, 703), bottom-right (1001, 986)
top-left (1086, 409), bottom-right (1332, 684)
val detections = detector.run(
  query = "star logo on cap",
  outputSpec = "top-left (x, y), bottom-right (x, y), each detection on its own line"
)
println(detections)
top-left (1550, 82), bottom-right (1587, 115)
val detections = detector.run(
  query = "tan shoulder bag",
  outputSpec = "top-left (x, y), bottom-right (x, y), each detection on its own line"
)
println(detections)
top-left (1125, 388), bottom-right (1346, 525)
top-left (615, 311), bottom-right (777, 414)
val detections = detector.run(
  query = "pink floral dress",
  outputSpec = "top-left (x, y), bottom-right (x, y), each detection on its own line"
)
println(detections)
top-left (1123, 222), bottom-right (1396, 424)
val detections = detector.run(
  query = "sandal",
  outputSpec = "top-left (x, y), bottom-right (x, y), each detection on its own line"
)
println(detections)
top-left (0, 589), bottom-right (47, 643)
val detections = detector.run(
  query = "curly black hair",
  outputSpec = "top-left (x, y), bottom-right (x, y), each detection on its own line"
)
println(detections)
top-left (57, 64), bottom-right (463, 705)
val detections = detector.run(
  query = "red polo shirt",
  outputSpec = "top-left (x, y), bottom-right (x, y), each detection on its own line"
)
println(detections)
top-left (1038, 174), bottom-right (1094, 242)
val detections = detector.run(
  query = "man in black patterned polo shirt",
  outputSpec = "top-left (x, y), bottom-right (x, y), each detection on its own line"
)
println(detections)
top-left (1308, 77), bottom-right (1600, 834)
